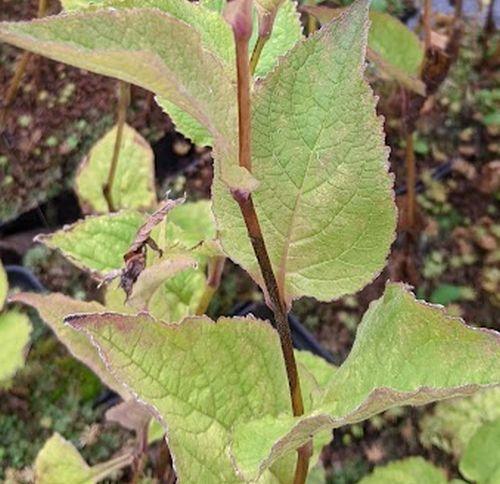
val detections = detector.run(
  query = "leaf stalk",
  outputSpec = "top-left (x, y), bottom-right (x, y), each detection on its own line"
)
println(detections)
top-left (195, 256), bottom-right (226, 315)
top-left (103, 80), bottom-right (131, 212)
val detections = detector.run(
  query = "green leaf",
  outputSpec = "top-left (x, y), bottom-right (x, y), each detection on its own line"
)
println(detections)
top-left (213, 0), bottom-right (396, 303)
top-left (419, 388), bottom-right (500, 457)
top-left (38, 211), bottom-right (145, 276)
top-left (0, 260), bottom-right (7, 310)
top-left (304, 6), bottom-right (425, 94)
top-left (10, 292), bottom-right (130, 398)
top-left (368, 11), bottom-right (423, 79)
top-left (250, 0), bottom-right (303, 78)
top-left (35, 433), bottom-right (133, 484)
top-left (148, 417), bottom-right (166, 444)
top-left (75, 123), bottom-right (156, 214)
top-left (165, 200), bottom-right (217, 250)
top-left (146, 268), bottom-right (207, 322)
top-left (358, 457), bottom-right (447, 484)
top-left (230, 283), bottom-right (500, 480)
top-left (157, 99), bottom-right (212, 147)
top-left (459, 418), bottom-right (500, 484)
top-left (67, 312), bottom-right (295, 483)
top-left (60, 0), bottom-right (101, 11)
top-left (170, 0), bottom-right (302, 145)
top-left (0, 309), bottom-right (31, 387)
top-left (0, 4), bottom-right (246, 190)
top-left (201, 0), bottom-right (303, 80)
top-left (127, 255), bottom-right (197, 311)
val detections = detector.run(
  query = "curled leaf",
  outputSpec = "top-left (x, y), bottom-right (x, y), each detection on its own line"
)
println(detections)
top-left (119, 197), bottom-right (185, 297)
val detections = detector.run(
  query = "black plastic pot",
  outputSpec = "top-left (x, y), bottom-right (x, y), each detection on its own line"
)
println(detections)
top-left (232, 301), bottom-right (341, 366)
top-left (5, 265), bottom-right (46, 293)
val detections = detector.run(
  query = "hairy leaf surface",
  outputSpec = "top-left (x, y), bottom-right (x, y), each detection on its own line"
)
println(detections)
top-left (213, 0), bottom-right (396, 303)
top-left (38, 211), bottom-right (145, 276)
top-left (10, 292), bottom-right (129, 398)
top-left (0, 310), bottom-right (31, 387)
top-left (67, 312), bottom-right (295, 483)
top-left (35, 433), bottom-right (133, 484)
top-left (76, 123), bottom-right (156, 213)
top-left (358, 457), bottom-right (447, 484)
top-left (230, 283), bottom-right (500, 479)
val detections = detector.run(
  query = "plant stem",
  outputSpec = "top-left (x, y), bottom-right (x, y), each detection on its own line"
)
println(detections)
top-left (305, 0), bottom-right (318, 36)
top-left (195, 256), bottom-right (226, 315)
top-left (103, 81), bottom-right (131, 212)
top-left (423, 0), bottom-right (432, 52)
top-left (404, 132), bottom-right (416, 230)
top-left (91, 452), bottom-right (134, 482)
top-left (231, 22), bottom-right (310, 484)
top-left (249, 35), bottom-right (267, 76)
top-left (0, 0), bottom-right (47, 128)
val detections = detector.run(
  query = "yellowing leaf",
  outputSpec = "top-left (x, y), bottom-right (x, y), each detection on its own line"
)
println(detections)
top-left (10, 292), bottom-right (130, 399)
top-left (0, 309), bottom-right (31, 387)
top-left (76, 123), bottom-right (156, 214)
top-left (38, 211), bottom-right (145, 276)
top-left (230, 283), bottom-right (500, 480)
top-left (213, 0), bottom-right (396, 303)
top-left (67, 312), bottom-right (296, 483)
top-left (35, 433), bottom-right (133, 484)
top-left (358, 457), bottom-right (447, 484)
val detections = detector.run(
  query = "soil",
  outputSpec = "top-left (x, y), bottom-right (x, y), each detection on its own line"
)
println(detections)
top-left (0, 0), bottom-right (498, 482)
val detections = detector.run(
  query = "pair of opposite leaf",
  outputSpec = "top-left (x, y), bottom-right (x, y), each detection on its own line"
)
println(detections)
top-left (2, 1), bottom-right (499, 483)
top-left (0, 0), bottom-right (396, 305)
